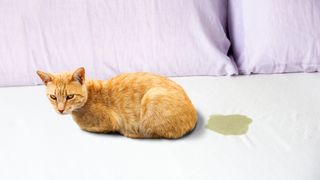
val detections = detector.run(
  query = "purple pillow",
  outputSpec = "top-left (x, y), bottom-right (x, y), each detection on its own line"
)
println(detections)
top-left (229, 0), bottom-right (320, 74)
top-left (0, 0), bottom-right (236, 87)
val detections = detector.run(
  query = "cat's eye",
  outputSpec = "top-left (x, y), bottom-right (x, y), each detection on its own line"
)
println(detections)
top-left (66, 94), bottom-right (74, 100)
top-left (50, 95), bottom-right (57, 100)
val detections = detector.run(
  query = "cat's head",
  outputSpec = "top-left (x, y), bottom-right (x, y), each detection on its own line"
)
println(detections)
top-left (36, 67), bottom-right (88, 115)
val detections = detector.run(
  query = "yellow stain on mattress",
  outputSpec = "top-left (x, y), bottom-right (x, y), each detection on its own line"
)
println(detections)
top-left (206, 114), bottom-right (252, 135)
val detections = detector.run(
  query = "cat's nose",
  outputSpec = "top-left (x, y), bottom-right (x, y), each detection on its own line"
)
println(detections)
top-left (58, 109), bottom-right (64, 113)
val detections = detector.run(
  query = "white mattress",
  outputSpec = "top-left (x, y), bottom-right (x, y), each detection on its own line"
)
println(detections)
top-left (1, 73), bottom-right (320, 180)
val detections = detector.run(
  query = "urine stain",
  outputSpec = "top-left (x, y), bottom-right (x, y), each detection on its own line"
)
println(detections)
top-left (206, 114), bottom-right (252, 135)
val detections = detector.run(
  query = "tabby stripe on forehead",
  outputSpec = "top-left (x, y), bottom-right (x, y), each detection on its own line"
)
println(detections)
top-left (56, 84), bottom-right (67, 96)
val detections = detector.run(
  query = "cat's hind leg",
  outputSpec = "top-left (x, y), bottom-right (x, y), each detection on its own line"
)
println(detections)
top-left (140, 87), bottom-right (197, 139)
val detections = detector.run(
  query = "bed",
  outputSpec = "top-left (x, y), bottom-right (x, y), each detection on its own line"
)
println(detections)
top-left (1, 73), bottom-right (320, 180)
top-left (1, 0), bottom-right (320, 179)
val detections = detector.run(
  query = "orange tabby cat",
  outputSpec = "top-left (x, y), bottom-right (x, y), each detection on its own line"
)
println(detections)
top-left (37, 67), bottom-right (197, 138)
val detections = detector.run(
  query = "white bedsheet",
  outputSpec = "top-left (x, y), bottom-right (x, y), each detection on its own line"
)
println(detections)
top-left (1, 73), bottom-right (320, 180)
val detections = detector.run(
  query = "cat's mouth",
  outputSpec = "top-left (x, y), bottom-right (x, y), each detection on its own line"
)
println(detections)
top-left (57, 110), bottom-right (71, 115)
top-left (56, 106), bottom-right (75, 115)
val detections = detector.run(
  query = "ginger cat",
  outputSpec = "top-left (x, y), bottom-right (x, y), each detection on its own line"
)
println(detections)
top-left (37, 67), bottom-right (197, 138)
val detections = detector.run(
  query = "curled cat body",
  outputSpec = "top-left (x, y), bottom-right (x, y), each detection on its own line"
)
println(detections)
top-left (37, 67), bottom-right (197, 139)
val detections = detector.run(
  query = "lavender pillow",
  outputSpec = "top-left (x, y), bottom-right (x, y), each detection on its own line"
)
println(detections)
top-left (0, 0), bottom-right (236, 87)
top-left (229, 0), bottom-right (320, 74)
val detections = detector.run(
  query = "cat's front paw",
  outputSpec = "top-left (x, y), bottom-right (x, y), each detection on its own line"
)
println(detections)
top-left (123, 133), bottom-right (145, 139)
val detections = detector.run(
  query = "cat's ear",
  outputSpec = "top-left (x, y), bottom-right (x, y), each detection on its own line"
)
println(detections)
top-left (36, 70), bottom-right (53, 85)
top-left (72, 67), bottom-right (85, 85)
